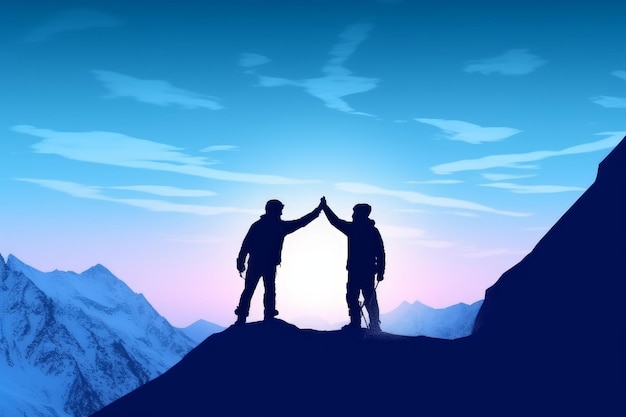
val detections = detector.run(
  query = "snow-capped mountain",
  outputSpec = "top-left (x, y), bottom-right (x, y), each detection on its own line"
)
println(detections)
top-left (381, 299), bottom-right (483, 338)
top-left (0, 253), bottom-right (196, 417)
top-left (180, 319), bottom-right (224, 344)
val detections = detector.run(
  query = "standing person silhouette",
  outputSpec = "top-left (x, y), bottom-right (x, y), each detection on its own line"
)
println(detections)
top-left (320, 197), bottom-right (385, 331)
top-left (234, 199), bottom-right (323, 325)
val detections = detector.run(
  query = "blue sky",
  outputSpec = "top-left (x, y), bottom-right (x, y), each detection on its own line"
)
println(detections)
top-left (1, 0), bottom-right (625, 328)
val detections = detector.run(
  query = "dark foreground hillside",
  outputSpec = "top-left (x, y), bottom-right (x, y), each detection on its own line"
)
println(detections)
top-left (92, 135), bottom-right (626, 417)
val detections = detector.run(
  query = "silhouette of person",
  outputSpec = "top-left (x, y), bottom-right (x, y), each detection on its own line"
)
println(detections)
top-left (320, 197), bottom-right (385, 331)
top-left (234, 199), bottom-right (323, 325)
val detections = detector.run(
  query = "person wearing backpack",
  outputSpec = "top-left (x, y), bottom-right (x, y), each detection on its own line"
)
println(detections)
top-left (234, 198), bottom-right (323, 325)
top-left (320, 197), bottom-right (385, 331)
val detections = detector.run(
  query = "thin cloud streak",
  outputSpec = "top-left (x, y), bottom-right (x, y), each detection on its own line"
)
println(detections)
top-left (335, 182), bottom-right (531, 217)
top-left (481, 173), bottom-right (536, 181)
top-left (416, 118), bottom-right (521, 144)
top-left (239, 53), bottom-right (271, 68)
top-left (16, 179), bottom-right (253, 216)
top-left (481, 183), bottom-right (585, 194)
top-left (405, 179), bottom-right (463, 184)
top-left (24, 8), bottom-right (121, 43)
top-left (12, 125), bottom-right (315, 185)
top-left (431, 132), bottom-right (625, 174)
top-left (110, 185), bottom-right (217, 197)
top-left (464, 49), bottom-right (546, 75)
top-left (252, 24), bottom-right (379, 116)
top-left (92, 70), bottom-right (223, 110)
top-left (592, 96), bottom-right (626, 109)
top-left (200, 145), bottom-right (239, 152)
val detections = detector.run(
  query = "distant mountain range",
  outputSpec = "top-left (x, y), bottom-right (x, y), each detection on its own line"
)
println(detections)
top-left (0, 254), bottom-right (197, 417)
top-left (91, 134), bottom-right (626, 417)
top-left (381, 299), bottom-right (483, 338)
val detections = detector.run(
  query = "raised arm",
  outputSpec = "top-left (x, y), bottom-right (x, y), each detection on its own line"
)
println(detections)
top-left (282, 202), bottom-right (322, 235)
top-left (321, 197), bottom-right (350, 235)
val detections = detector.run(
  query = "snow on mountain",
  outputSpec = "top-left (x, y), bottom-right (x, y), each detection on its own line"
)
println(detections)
top-left (0, 253), bottom-right (196, 417)
top-left (381, 299), bottom-right (483, 338)
top-left (180, 319), bottom-right (224, 344)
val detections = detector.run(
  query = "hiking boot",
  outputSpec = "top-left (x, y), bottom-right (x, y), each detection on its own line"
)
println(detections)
top-left (234, 316), bottom-right (246, 326)
top-left (341, 320), bottom-right (361, 331)
top-left (369, 320), bottom-right (382, 332)
top-left (264, 309), bottom-right (279, 321)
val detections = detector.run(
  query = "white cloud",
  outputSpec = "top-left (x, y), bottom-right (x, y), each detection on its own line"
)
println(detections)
top-left (431, 131), bottom-right (625, 174)
top-left (481, 173), bottom-right (536, 181)
top-left (405, 179), bottom-right (463, 184)
top-left (92, 70), bottom-right (223, 110)
top-left (239, 53), bottom-right (271, 68)
top-left (416, 118), bottom-right (521, 144)
top-left (12, 125), bottom-right (315, 185)
top-left (200, 145), bottom-right (238, 152)
top-left (110, 185), bottom-right (217, 197)
top-left (480, 182), bottom-right (585, 194)
top-left (16, 179), bottom-right (252, 216)
top-left (591, 96), bottom-right (626, 109)
top-left (252, 24), bottom-right (379, 116)
top-left (464, 49), bottom-right (547, 75)
top-left (611, 70), bottom-right (626, 80)
top-left (335, 182), bottom-right (530, 217)
top-left (24, 8), bottom-right (121, 43)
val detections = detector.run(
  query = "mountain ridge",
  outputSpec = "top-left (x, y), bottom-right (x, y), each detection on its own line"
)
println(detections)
top-left (0, 253), bottom-right (196, 417)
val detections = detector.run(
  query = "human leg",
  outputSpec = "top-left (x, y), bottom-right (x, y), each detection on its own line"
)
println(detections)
top-left (235, 264), bottom-right (262, 324)
top-left (344, 271), bottom-right (361, 328)
top-left (262, 267), bottom-right (278, 320)
top-left (361, 273), bottom-right (380, 331)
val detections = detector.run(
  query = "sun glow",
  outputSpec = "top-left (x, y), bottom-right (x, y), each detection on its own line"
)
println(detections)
top-left (269, 218), bottom-right (349, 328)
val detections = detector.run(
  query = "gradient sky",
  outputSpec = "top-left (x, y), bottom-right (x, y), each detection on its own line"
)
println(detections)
top-left (2, 0), bottom-right (625, 328)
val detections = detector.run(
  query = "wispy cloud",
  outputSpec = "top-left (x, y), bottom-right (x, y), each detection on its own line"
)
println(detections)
top-left (379, 225), bottom-right (455, 248)
top-left (16, 179), bottom-right (252, 216)
top-left (591, 96), bottom-right (626, 109)
top-left (405, 179), bottom-right (463, 184)
top-left (462, 248), bottom-right (527, 258)
top-left (24, 8), bottom-right (121, 43)
top-left (431, 131), bottom-right (625, 174)
top-left (591, 71), bottom-right (626, 108)
top-left (109, 185), bottom-right (217, 197)
top-left (481, 173), bottom-right (536, 181)
top-left (464, 49), bottom-right (546, 75)
top-left (335, 182), bottom-right (530, 217)
top-left (12, 125), bottom-right (315, 185)
top-left (200, 145), bottom-right (238, 152)
top-left (239, 53), bottom-right (271, 68)
top-left (251, 24), bottom-right (379, 116)
top-left (416, 118), bottom-right (521, 144)
top-left (92, 70), bottom-right (223, 110)
top-left (480, 182), bottom-right (585, 194)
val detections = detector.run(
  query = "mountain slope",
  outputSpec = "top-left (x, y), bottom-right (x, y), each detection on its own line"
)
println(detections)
top-left (0, 254), bottom-right (195, 417)
top-left (381, 299), bottom-right (483, 338)
top-left (91, 134), bottom-right (626, 417)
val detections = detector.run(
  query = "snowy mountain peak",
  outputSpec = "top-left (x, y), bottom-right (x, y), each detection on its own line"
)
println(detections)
top-left (0, 254), bottom-right (196, 417)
